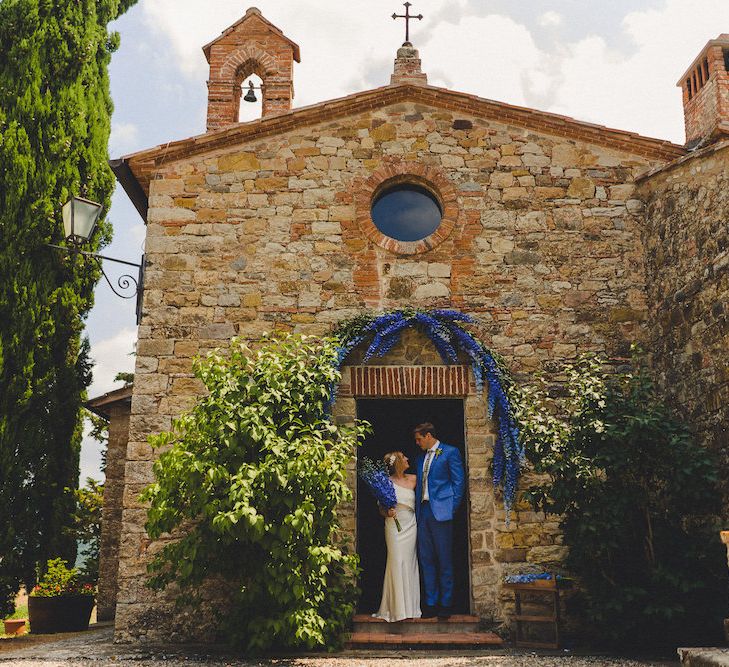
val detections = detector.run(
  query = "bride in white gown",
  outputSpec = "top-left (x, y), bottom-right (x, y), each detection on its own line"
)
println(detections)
top-left (374, 451), bottom-right (421, 622)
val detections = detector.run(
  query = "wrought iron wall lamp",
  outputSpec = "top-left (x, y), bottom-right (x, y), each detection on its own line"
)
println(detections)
top-left (47, 196), bottom-right (145, 324)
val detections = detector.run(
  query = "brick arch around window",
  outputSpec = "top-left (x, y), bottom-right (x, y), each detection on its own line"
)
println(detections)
top-left (352, 160), bottom-right (461, 255)
top-left (219, 45), bottom-right (278, 82)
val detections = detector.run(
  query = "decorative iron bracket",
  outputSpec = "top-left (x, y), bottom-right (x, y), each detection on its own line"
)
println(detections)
top-left (47, 244), bottom-right (146, 325)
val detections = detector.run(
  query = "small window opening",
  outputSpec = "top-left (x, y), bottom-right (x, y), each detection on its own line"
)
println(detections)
top-left (697, 65), bottom-right (704, 87)
top-left (371, 183), bottom-right (443, 242)
top-left (723, 49), bottom-right (729, 72)
top-left (703, 58), bottom-right (710, 81)
top-left (687, 77), bottom-right (693, 100)
top-left (239, 74), bottom-right (263, 123)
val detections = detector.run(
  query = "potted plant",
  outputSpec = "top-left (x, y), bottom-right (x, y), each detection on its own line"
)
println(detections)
top-left (28, 558), bottom-right (95, 633)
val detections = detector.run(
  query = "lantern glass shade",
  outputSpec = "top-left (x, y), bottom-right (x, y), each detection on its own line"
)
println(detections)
top-left (62, 196), bottom-right (103, 242)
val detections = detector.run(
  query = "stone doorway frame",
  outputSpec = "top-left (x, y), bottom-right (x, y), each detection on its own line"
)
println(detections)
top-left (332, 362), bottom-right (500, 619)
top-left (354, 396), bottom-right (470, 614)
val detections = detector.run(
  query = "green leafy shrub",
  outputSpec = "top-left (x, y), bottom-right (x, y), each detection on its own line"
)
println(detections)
top-left (513, 354), bottom-right (726, 649)
top-left (31, 558), bottom-right (94, 597)
top-left (142, 334), bottom-right (368, 653)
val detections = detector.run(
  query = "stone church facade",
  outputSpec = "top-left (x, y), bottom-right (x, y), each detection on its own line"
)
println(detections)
top-left (103, 9), bottom-right (728, 641)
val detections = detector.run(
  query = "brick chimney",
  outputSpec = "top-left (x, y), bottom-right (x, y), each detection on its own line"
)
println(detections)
top-left (203, 7), bottom-right (300, 131)
top-left (677, 34), bottom-right (729, 148)
top-left (391, 43), bottom-right (428, 86)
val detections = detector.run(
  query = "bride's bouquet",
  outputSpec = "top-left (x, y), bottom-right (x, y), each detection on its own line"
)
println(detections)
top-left (358, 457), bottom-right (402, 532)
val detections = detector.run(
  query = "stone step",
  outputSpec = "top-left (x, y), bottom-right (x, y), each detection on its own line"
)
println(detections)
top-left (353, 614), bottom-right (481, 635)
top-left (678, 648), bottom-right (729, 666)
top-left (346, 630), bottom-right (503, 649)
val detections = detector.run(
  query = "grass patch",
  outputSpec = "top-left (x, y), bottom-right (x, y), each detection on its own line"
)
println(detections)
top-left (0, 607), bottom-right (29, 639)
top-left (5, 605), bottom-right (28, 621)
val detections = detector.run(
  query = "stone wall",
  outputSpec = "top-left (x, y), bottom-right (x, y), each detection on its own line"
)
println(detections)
top-left (96, 400), bottom-right (131, 622)
top-left (639, 140), bottom-right (729, 507)
top-left (116, 101), bottom-right (665, 641)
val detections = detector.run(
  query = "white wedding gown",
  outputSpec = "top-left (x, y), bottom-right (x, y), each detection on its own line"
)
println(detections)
top-left (374, 484), bottom-right (421, 622)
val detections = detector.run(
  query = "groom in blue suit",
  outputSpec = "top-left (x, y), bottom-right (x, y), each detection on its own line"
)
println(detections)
top-left (414, 422), bottom-right (465, 620)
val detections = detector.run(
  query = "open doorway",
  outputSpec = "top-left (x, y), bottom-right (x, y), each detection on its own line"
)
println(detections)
top-left (355, 398), bottom-right (470, 614)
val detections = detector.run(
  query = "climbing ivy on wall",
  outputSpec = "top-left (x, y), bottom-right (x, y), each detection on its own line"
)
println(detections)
top-left (143, 335), bottom-right (368, 652)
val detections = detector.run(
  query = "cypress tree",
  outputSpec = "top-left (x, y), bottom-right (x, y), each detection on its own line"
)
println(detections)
top-left (0, 0), bottom-right (138, 614)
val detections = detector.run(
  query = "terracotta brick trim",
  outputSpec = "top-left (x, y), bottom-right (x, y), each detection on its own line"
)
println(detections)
top-left (219, 45), bottom-right (278, 81)
top-left (340, 365), bottom-right (471, 397)
top-left (202, 8), bottom-right (301, 63)
top-left (353, 160), bottom-right (459, 255)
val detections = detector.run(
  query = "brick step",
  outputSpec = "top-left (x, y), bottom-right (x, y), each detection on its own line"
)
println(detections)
top-left (353, 614), bottom-right (481, 635)
top-left (346, 630), bottom-right (503, 649)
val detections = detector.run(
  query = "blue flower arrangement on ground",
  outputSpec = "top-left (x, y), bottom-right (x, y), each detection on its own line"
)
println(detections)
top-left (504, 573), bottom-right (557, 584)
top-left (333, 308), bottom-right (524, 518)
top-left (358, 456), bottom-right (402, 532)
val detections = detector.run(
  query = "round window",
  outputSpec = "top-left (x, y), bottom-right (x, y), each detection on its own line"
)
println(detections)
top-left (370, 183), bottom-right (443, 242)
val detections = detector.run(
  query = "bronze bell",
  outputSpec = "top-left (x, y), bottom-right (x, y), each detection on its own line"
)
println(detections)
top-left (243, 81), bottom-right (257, 103)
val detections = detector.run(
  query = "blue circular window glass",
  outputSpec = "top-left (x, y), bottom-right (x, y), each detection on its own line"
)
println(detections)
top-left (371, 184), bottom-right (442, 242)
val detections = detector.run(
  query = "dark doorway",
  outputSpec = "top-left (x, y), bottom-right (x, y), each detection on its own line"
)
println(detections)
top-left (355, 398), bottom-right (470, 614)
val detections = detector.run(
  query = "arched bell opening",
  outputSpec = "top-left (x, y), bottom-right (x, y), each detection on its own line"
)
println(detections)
top-left (238, 72), bottom-right (264, 122)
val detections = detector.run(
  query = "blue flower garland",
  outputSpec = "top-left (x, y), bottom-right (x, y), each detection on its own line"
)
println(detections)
top-left (332, 308), bottom-right (524, 517)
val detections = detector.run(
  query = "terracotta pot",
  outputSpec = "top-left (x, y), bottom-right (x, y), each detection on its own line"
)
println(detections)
top-left (28, 595), bottom-right (94, 634)
top-left (3, 618), bottom-right (27, 635)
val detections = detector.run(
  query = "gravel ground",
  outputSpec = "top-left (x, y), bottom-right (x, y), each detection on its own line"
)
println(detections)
top-left (0, 624), bottom-right (679, 666)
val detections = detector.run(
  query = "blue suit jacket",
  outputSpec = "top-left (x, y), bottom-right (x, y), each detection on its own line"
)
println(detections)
top-left (415, 442), bottom-right (465, 522)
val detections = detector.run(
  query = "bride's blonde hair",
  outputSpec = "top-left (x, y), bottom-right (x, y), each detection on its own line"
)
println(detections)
top-left (383, 451), bottom-right (406, 475)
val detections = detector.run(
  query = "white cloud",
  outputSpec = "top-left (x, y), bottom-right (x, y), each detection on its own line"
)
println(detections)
top-left (109, 121), bottom-right (139, 155)
top-left (130, 222), bottom-right (146, 251)
top-left (421, 15), bottom-right (547, 108)
top-left (137, 1), bottom-right (729, 146)
top-left (88, 327), bottom-right (137, 398)
top-left (80, 328), bottom-right (136, 485)
top-left (539, 11), bottom-right (563, 27)
top-left (79, 420), bottom-right (105, 485)
top-left (141, 0), bottom-right (437, 107)
top-left (549, 0), bottom-right (729, 143)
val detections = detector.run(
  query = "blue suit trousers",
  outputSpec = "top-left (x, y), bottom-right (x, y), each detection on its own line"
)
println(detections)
top-left (417, 500), bottom-right (454, 608)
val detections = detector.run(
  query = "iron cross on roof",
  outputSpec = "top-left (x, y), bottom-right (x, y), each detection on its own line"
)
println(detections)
top-left (392, 2), bottom-right (423, 45)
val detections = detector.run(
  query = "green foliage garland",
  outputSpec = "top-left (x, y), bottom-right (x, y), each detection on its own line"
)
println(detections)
top-left (0, 0), bottom-right (137, 615)
top-left (142, 335), bottom-right (368, 653)
top-left (512, 354), bottom-right (725, 648)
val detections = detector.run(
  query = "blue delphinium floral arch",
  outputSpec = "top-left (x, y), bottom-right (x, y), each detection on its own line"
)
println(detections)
top-left (332, 308), bottom-right (524, 516)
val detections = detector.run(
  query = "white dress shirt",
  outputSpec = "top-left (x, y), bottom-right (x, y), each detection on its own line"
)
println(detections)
top-left (422, 440), bottom-right (440, 501)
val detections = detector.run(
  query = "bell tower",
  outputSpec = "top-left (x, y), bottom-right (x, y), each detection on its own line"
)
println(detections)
top-left (203, 7), bottom-right (300, 131)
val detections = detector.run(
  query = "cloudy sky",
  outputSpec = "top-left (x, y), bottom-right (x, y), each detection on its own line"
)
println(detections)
top-left (80, 0), bottom-right (729, 482)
